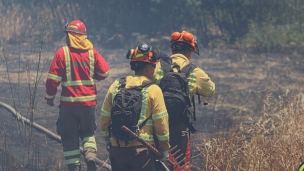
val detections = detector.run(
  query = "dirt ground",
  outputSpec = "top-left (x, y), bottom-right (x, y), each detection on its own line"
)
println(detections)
top-left (1, 42), bottom-right (303, 170)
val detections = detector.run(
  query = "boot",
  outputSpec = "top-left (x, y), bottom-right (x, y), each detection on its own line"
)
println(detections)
top-left (86, 157), bottom-right (97, 171)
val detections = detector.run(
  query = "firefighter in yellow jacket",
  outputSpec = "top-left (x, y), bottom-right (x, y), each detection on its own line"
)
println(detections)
top-left (100, 43), bottom-right (170, 171)
top-left (152, 31), bottom-right (215, 170)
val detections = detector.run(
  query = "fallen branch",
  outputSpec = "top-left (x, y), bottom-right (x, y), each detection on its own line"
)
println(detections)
top-left (0, 101), bottom-right (112, 170)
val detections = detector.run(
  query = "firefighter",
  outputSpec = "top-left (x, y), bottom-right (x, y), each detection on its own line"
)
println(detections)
top-left (152, 31), bottom-right (215, 170)
top-left (100, 43), bottom-right (170, 171)
top-left (45, 20), bottom-right (109, 171)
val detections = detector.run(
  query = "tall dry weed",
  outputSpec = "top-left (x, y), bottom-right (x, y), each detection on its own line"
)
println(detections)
top-left (195, 93), bottom-right (304, 171)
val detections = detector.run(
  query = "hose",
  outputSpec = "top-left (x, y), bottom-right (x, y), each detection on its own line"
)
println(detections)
top-left (0, 101), bottom-right (112, 170)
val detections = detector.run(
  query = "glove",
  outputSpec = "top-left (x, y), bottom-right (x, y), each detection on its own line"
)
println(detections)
top-left (106, 139), bottom-right (111, 152)
top-left (160, 150), bottom-right (169, 162)
top-left (46, 99), bottom-right (54, 106)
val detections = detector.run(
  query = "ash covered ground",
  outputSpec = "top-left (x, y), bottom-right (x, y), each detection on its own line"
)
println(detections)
top-left (1, 42), bottom-right (303, 170)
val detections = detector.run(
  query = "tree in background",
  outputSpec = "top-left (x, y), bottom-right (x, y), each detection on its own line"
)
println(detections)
top-left (1, 0), bottom-right (304, 52)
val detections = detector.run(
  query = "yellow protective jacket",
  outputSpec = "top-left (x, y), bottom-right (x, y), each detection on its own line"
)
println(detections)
top-left (100, 75), bottom-right (170, 151)
top-left (152, 53), bottom-right (215, 110)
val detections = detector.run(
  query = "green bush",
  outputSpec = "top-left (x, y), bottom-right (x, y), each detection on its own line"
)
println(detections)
top-left (239, 22), bottom-right (304, 53)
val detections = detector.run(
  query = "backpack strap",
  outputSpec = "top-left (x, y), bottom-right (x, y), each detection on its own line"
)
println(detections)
top-left (140, 81), bottom-right (155, 88)
top-left (118, 77), bottom-right (128, 110)
top-left (152, 127), bottom-right (160, 151)
top-left (136, 81), bottom-right (155, 129)
top-left (138, 115), bottom-right (152, 129)
top-left (192, 96), bottom-right (196, 122)
top-left (159, 52), bottom-right (172, 73)
top-left (181, 62), bottom-right (198, 123)
top-left (198, 94), bottom-right (201, 104)
top-left (160, 58), bottom-right (172, 73)
top-left (180, 62), bottom-right (197, 76)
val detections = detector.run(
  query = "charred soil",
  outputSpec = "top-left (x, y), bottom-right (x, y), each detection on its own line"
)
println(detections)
top-left (1, 44), bottom-right (303, 170)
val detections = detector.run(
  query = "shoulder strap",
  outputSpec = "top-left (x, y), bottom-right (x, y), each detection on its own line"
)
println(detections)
top-left (160, 58), bottom-right (172, 73)
top-left (138, 81), bottom-right (155, 129)
top-left (182, 62), bottom-right (197, 122)
top-left (118, 77), bottom-right (128, 109)
top-left (191, 94), bottom-right (202, 123)
top-left (159, 52), bottom-right (172, 73)
top-left (137, 81), bottom-right (154, 129)
top-left (138, 115), bottom-right (152, 129)
top-left (140, 81), bottom-right (155, 88)
top-left (192, 96), bottom-right (196, 122)
top-left (181, 62), bottom-right (197, 76)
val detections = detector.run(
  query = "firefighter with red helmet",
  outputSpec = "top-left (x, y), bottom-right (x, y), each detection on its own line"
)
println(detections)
top-left (45, 20), bottom-right (109, 171)
top-left (152, 31), bottom-right (215, 170)
top-left (100, 43), bottom-right (170, 171)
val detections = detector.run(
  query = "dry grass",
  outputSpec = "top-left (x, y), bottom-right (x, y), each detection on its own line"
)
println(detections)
top-left (1, 34), bottom-right (304, 170)
top-left (193, 93), bottom-right (304, 171)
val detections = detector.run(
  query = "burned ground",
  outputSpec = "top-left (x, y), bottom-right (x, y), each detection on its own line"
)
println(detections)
top-left (0, 43), bottom-right (303, 170)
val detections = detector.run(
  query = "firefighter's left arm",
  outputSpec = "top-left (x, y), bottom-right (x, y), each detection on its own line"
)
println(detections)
top-left (150, 85), bottom-right (170, 152)
top-left (94, 49), bottom-right (109, 80)
top-left (193, 67), bottom-right (215, 97)
top-left (100, 81), bottom-right (117, 141)
top-left (45, 49), bottom-right (65, 100)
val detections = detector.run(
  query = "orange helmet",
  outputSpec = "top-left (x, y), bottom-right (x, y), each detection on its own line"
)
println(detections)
top-left (170, 31), bottom-right (199, 55)
top-left (64, 20), bottom-right (87, 35)
top-left (126, 43), bottom-right (159, 64)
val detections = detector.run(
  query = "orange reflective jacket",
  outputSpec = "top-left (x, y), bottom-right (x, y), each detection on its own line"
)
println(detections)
top-left (45, 46), bottom-right (109, 107)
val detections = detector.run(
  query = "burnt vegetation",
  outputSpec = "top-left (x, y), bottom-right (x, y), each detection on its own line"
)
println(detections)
top-left (1, 0), bottom-right (304, 170)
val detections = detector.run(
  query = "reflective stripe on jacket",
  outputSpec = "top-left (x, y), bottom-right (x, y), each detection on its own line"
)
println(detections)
top-left (100, 75), bottom-right (170, 152)
top-left (45, 46), bottom-right (109, 107)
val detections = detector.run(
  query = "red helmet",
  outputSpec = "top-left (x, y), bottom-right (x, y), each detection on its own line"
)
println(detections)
top-left (64, 20), bottom-right (86, 35)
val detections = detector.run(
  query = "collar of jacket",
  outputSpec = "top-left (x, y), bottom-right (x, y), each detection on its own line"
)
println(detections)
top-left (124, 75), bottom-right (151, 89)
top-left (171, 53), bottom-right (189, 62)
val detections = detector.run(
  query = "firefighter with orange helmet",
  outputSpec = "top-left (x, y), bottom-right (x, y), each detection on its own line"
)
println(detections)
top-left (45, 20), bottom-right (109, 171)
top-left (152, 31), bottom-right (215, 170)
top-left (100, 43), bottom-right (170, 171)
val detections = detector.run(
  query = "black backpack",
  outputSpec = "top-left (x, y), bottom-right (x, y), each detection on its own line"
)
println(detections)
top-left (108, 77), bottom-right (155, 147)
top-left (159, 60), bottom-right (198, 133)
